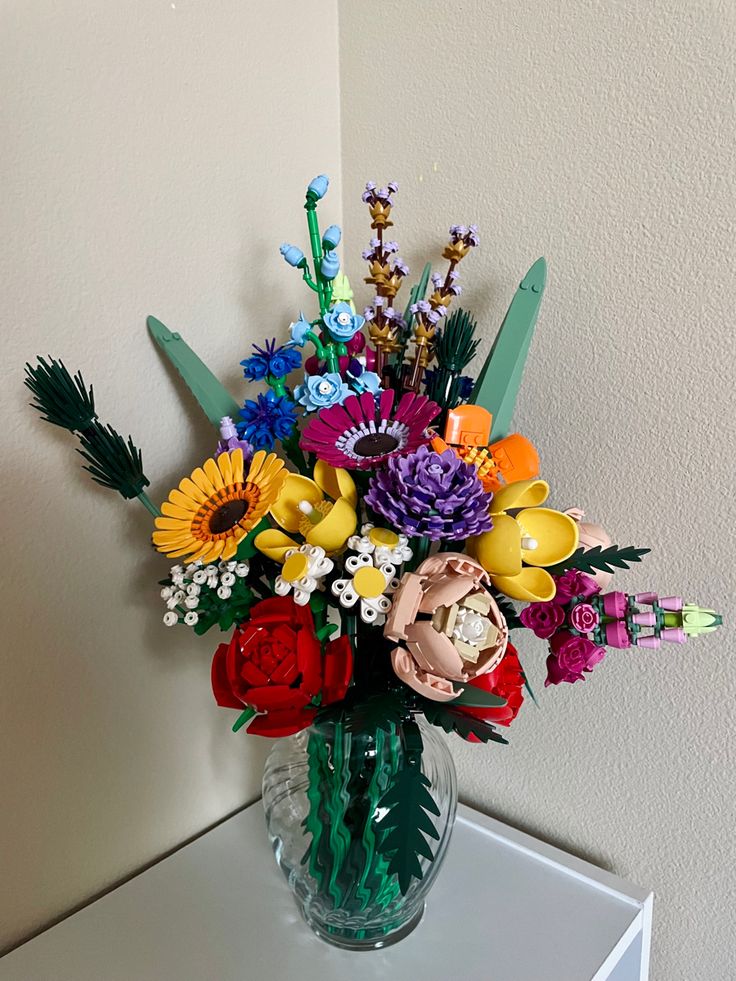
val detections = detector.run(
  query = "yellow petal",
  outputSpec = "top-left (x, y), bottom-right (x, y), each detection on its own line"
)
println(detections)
top-left (270, 474), bottom-right (322, 532)
top-left (217, 451), bottom-right (234, 487)
top-left (152, 529), bottom-right (192, 545)
top-left (313, 460), bottom-right (357, 508)
top-left (517, 508), bottom-right (579, 567)
top-left (229, 448), bottom-right (244, 484)
top-left (221, 536), bottom-right (240, 561)
top-left (490, 567), bottom-right (557, 603)
top-left (247, 450), bottom-right (267, 483)
top-left (167, 542), bottom-right (201, 559)
top-left (469, 514), bottom-right (522, 576)
top-left (491, 478), bottom-right (549, 515)
top-left (203, 457), bottom-right (224, 493)
top-left (178, 477), bottom-right (208, 506)
top-left (161, 502), bottom-right (194, 520)
top-left (154, 516), bottom-right (191, 531)
top-left (254, 528), bottom-right (298, 563)
top-left (169, 488), bottom-right (199, 512)
top-left (306, 498), bottom-right (357, 553)
top-left (190, 467), bottom-right (216, 499)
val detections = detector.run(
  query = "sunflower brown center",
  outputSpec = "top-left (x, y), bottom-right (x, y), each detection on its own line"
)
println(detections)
top-left (209, 498), bottom-right (249, 534)
top-left (353, 432), bottom-right (399, 457)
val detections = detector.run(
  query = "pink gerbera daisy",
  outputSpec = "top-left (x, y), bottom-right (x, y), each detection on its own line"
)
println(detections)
top-left (300, 390), bottom-right (440, 470)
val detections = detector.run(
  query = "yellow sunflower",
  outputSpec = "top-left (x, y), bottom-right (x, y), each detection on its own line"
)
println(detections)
top-left (152, 449), bottom-right (287, 563)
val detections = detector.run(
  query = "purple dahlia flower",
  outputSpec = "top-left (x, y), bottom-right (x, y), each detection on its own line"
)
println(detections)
top-left (365, 446), bottom-right (493, 541)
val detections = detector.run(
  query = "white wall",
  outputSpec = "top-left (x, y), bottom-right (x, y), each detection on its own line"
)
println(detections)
top-left (0, 0), bottom-right (340, 951)
top-left (339, 2), bottom-right (735, 979)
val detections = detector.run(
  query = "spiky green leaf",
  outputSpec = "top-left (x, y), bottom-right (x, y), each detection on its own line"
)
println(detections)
top-left (546, 544), bottom-right (650, 577)
top-left (374, 758), bottom-right (441, 895)
top-left (422, 703), bottom-right (509, 744)
top-left (76, 421), bottom-right (149, 499)
top-left (25, 357), bottom-right (97, 433)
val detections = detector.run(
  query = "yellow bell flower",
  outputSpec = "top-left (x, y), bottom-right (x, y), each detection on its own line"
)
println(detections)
top-left (255, 459), bottom-right (358, 562)
top-left (468, 479), bottom-right (579, 602)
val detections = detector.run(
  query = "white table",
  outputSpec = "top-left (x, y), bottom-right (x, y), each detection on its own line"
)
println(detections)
top-left (0, 801), bottom-right (652, 980)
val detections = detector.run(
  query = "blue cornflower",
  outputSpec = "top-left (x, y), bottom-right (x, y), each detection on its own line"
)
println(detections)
top-left (240, 339), bottom-right (301, 381)
top-left (323, 301), bottom-right (365, 342)
top-left (238, 391), bottom-right (297, 450)
top-left (294, 372), bottom-right (350, 413)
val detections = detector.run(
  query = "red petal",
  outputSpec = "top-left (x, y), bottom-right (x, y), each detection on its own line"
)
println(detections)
top-left (247, 684), bottom-right (311, 712)
top-left (248, 708), bottom-right (316, 738)
top-left (322, 635), bottom-right (354, 703)
top-left (377, 388), bottom-right (395, 420)
top-left (211, 644), bottom-right (242, 709)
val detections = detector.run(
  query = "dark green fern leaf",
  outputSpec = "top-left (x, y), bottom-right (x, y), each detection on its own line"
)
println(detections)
top-left (487, 587), bottom-right (524, 630)
top-left (422, 703), bottom-right (509, 745)
top-left (374, 760), bottom-right (441, 895)
top-left (76, 421), bottom-right (149, 499)
top-left (315, 690), bottom-right (408, 734)
top-left (25, 357), bottom-right (97, 433)
top-left (546, 544), bottom-right (650, 577)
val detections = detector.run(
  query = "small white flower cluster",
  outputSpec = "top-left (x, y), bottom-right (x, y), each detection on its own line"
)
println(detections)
top-left (160, 559), bottom-right (249, 627)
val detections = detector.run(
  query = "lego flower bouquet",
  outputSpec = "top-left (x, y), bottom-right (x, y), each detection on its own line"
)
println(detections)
top-left (25, 175), bottom-right (722, 950)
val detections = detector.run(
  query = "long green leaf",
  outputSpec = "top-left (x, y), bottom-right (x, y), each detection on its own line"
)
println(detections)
top-left (470, 258), bottom-right (546, 441)
top-left (147, 315), bottom-right (240, 429)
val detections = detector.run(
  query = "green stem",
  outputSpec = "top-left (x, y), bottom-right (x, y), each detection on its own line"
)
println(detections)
top-left (267, 374), bottom-right (287, 397)
top-left (137, 490), bottom-right (161, 518)
top-left (305, 201), bottom-right (328, 315)
top-left (301, 266), bottom-right (320, 293)
top-left (304, 329), bottom-right (327, 360)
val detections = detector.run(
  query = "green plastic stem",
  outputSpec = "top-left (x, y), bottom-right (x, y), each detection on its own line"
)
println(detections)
top-left (304, 200), bottom-right (328, 315)
top-left (137, 490), bottom-right (161, 518)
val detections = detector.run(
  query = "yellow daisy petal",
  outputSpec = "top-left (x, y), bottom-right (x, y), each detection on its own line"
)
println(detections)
top-left (229, 448), bottom-right (244, 483)
top-left (177, 477), bottom-right (208, 506)
top-left (169, 489), bottom-right (199, 512)
top-left (161, 502), bottom-right (196, 520)
top-left (247, 450), bottom-right (267, 482)
top-left (154, 516), bottom-right (192, 531)
top-left (189, 467), bottom-right (217, 499)
top-left (217, 451), bottom-right (234, 487)
top-left (203, 457), bottom-right (225, 493)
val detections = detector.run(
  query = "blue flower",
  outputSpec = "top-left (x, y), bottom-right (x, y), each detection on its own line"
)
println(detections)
top-left (348, 368), bottom-right (382, 395)
top-left (241, 339), bottom-right (301, 381)
top-left (322, 224), bottom-right (341, 249)
top-left (320, 250), bottom-right (340, 281)
top-left (289, 312), bottom-right (313, 347)
top-left (457, 375), bottom-right (475, 400)
top-left (323, 301), bottom-right (365, 342)
top-left (307, 175), bottom-right (329, 200)
top-left (294, 372), bottom-right (350, 413)
top-left (280, 243), bottom-right (306, 267)
top-left (238, 391), bottom-right (297, 450)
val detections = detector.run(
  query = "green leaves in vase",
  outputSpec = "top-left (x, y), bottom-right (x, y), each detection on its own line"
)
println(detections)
top-left (375, 756), bottom-right (441, 895)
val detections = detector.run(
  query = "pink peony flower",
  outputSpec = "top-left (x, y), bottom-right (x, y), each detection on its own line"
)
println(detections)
top-left (520, 601), bottom-right (566, 639)
top-left (544, 630), bottom-right (605, 686)
top-left (554, 570), bottom-right (601, 604)
top-left (569, 602), bottom-right (599, 633)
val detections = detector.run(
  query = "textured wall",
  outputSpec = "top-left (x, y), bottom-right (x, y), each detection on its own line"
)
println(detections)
top-left (339, 1), bottom-right (735, 978)
top-left (0, 0), bottom-right (340, 951)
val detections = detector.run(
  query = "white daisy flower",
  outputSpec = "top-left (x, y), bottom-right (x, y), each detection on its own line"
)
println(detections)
top-left (274, 545), bottom-right (334, 606)
top-left (163, 611), bottom-right (178, 627)
top-left (331, 552), bottom-right (400, 626)
top-left (346, 523), bottom-right (413, 567)
top-left (184, 611), bottom-right (199, 626)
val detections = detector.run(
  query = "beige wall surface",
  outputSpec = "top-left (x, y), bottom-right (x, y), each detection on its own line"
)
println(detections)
top-left (339, 2), bottom-right (735, 979)
top-left (0, 0), bottom-right (340, 951)
top-left (3, 0), bottom-right (735, 976)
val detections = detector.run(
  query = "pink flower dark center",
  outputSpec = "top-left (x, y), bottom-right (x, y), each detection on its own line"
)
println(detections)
top-left (353, 432), bottom-right (400, 456)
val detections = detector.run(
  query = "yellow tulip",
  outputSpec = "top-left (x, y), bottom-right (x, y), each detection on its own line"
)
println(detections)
top-left (468, 479), bottom-right (579, 602)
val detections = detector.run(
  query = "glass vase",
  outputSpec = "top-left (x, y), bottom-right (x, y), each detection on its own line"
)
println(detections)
top-left (262, 717), bottom-right (457, 950)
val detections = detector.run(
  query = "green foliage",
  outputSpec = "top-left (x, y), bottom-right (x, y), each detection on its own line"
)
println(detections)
top-left (422, 702), bottom-right (509, 745)
top-left (235, 518), bottom-right (271, 560)
top-left (25, 357), bottom-right (97, 433)
top-left (316, 690), bottom-right (409, 734)
top-left (450, 684), bottom-right (507, 708)
top-left (77, 421), bottom-right (149, 499)
top-left (375, 756), bottom-right (441, 895)
top-left (434, 308), bottom-right (480, 373)
top-left (546, 544), bottom-right (650, 577)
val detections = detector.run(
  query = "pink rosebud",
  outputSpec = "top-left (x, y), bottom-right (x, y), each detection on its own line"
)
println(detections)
top-left (569, 602), bottom-right (599, 634)
top-left (554, 570), bottom-right (601, 604)
top-left (520, 601), bottom-right (566, 639)
top-left (545, 631), bottom-right (605, 686)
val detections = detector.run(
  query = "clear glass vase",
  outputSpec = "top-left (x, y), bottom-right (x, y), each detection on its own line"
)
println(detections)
top-left (262, 717), bottom-right (457, 950)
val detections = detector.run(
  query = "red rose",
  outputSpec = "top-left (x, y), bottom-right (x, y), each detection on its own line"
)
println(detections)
top-left (211, 596), bottom-right (353, 737)
top-left (458, 644), bottom-right (525, 741)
